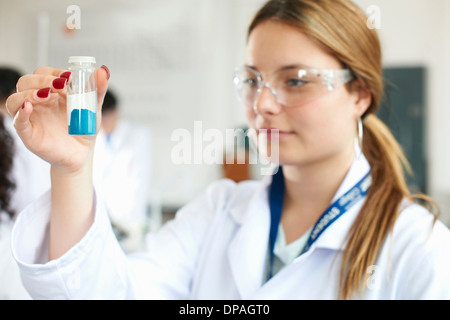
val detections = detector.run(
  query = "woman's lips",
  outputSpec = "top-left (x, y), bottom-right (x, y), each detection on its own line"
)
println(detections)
top-left (258, 128), bottom-right (295, 140)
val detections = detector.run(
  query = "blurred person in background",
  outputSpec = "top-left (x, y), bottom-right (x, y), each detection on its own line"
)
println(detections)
top-left (0, 67), bottom-right (50, 214)
top-left (0, 97), bottom-right (30, 299)
top-left (94, 90), bottom-right (153, 252)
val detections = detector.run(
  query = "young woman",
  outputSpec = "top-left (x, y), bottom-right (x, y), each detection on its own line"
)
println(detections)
top-left (6, 0), bottom-right (450, 299)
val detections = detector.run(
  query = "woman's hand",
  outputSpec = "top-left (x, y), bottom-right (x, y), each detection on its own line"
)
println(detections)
top-left (5, 66), bottom-right (110, 174)
top-left (6, 65), bottom-right (110, 260)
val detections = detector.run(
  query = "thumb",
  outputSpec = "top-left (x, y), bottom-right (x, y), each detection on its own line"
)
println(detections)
top-left (13, 100), bottom-right (33, 144)
top-left (96, 65), bottom-right (110, 110)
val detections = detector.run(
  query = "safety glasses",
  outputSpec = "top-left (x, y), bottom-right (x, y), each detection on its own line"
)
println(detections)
top-left (233, 66), bottom-right (354, 108)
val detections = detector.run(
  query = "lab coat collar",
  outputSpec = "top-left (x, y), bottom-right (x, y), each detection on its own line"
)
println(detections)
top-left (227, 177), bottom-right (272, 299)
top-left (227, 175), bottom-right (272, 225)
top-left (97, 121), bottom-right (129, 151)
top-left (228, 153), bottom-right (370, 228)
top-left (311, 153), bottom-right (371, 251)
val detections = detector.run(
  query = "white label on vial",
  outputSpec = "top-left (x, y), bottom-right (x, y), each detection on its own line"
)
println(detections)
top-left (67, 91), bottom-right (97, 125)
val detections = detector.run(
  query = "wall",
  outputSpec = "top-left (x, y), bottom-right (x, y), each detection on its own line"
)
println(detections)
top-left (0, 0), bottom-right (449, 225)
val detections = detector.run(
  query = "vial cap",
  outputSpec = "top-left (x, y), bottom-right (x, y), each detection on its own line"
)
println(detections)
top-left (68, 56), bottom-right (96, 64)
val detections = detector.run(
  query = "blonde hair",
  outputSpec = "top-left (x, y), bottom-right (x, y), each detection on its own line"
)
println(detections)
top-left (248, 0), bottom-right (438, 299)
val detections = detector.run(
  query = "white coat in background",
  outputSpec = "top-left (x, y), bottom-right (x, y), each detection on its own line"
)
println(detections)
top-left (93, 120), bottom-right (152, 252)
top-left (11, 155), bottom-right (450, 299)
top-left (0, 212), bottom-right (31, 300)
top-left (3, 117), bottom-right (51, 215)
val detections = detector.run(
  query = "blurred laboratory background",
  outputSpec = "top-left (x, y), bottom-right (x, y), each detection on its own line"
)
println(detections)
top-left (0, 0), bottom-right (449, 251)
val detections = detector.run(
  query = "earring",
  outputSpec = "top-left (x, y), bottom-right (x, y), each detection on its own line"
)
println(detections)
top-left (358, 117), bottom-right (363, 149)
top-left (354, 118), bottom-right (363, 159)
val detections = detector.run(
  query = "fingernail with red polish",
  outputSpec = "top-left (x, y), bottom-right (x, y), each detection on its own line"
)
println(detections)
top-left (101, 65), bottom-right (110, 80)
top-left (37, 87), bottom-right (51, 99)
top-left (22, 99), bottom-right (28, 110)
top-left (52, 77), bottom-right (67, 90)
top-left (60, 72), bottom-right (71, 80)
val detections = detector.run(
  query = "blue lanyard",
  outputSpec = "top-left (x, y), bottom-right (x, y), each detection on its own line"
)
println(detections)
top-left (268, 167), bottom-right (372, 279)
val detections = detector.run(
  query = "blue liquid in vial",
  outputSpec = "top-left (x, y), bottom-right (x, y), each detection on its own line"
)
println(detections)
top-left (69, 109), bottom-right (96, 135)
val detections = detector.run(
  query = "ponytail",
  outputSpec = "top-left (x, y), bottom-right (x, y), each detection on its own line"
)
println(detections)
top-left (338, 114), bottom-right (439, 299)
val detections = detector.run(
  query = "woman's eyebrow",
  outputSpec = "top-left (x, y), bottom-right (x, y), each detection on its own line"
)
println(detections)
top-left (244, 64), bottom-right (258, 71)
top-left (244, 64), bottom-right (314, 72)
top-left (279, 64), bottom-right (313, 70)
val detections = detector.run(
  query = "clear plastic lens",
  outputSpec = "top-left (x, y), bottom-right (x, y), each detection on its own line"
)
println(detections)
top-left (233, 66), bottom-right (353, 108)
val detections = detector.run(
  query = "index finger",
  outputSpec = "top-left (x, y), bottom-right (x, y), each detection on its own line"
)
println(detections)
top-left (33, 66), bottom-right (70, 78)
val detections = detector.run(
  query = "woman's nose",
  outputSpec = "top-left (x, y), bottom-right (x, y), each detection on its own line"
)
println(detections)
top-left (253, 83), bottom-right (282, 115)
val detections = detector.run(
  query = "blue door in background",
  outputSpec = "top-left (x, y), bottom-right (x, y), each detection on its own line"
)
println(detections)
top-left (377, 67), bottom-right (426, 194)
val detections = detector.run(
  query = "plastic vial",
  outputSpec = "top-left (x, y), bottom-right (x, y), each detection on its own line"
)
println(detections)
top-left (67, 56), bottom-right (97, 135)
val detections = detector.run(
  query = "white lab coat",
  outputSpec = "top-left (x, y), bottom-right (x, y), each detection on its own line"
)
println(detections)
top-left (11, 155), bottom-right (450, 300)
top-left (93, 120), bottom-right (152, 252)
top-left (3, 117), bottom-right (51, 215)
top-left (0, 212), bottom-right (31, 300)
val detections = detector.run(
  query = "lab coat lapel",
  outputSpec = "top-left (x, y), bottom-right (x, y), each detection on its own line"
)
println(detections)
top-left (227, 179), bottom-right (271, 299)
top-left (312, 153), bottom-right (371, 251)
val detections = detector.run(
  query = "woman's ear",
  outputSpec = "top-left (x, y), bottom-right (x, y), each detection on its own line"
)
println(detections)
top-left (349, 79), bottom-right (372, 117)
